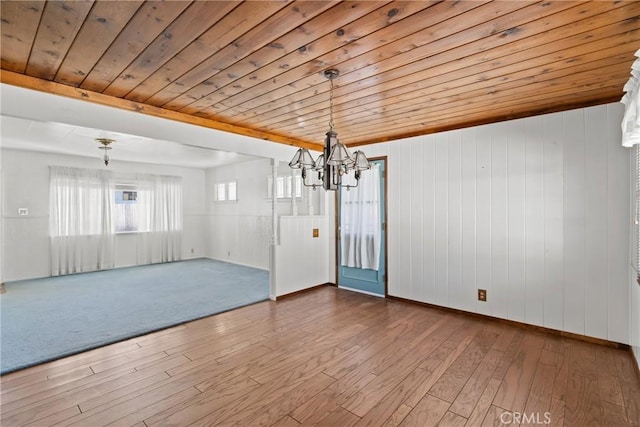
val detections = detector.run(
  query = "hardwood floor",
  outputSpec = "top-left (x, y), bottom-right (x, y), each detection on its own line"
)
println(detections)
top-left (1, 286), bottom-right (638, 426)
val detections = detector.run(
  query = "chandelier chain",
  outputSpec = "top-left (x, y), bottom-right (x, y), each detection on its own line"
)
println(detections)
top-left (329, 77), bottom-right (335, 130)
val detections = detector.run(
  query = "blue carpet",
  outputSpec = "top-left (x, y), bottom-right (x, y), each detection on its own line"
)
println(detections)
top-left (0, 258), bottom-right (269, 374)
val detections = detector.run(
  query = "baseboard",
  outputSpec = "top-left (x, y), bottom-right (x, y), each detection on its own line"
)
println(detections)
top-left (338, 286), bottom-right (385, 298)
top-left (275, 283), bottom-right (332, 300)
top-left (386, 294), bottom-right (630, 350)
top-left (204, 256), bottom-right (268, 272)
top-left (632, 347), bottom-right (640, 384)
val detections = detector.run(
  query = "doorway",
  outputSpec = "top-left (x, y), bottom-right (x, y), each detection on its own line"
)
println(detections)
top-left (337, 157), bottom-right (387, 296)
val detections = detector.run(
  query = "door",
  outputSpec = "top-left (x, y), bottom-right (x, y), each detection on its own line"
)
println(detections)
top-left (337, 158), bottom-right (386, 296)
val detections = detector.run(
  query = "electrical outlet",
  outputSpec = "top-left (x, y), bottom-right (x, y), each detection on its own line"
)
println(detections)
top-left (478, 289), bottom-right (487, 302)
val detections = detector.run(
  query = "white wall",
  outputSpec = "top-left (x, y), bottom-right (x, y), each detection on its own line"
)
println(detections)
top-left (363, 103), bottom-right (631, 344)
top-left (205, 158), bottom-right (322, 270)
top-left (1, 149), bottom-right (206, 281)
top-left (275, 215), bottom-right (331, 297)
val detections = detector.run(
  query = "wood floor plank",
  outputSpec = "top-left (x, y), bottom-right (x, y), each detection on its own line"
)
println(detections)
top-left (620, 379), bottom-right (640, 426)
top-left (428, 330), bottom-right (499, 403)
top-left (480, 405), bottom-right (512, 427)
top-left (492, 333), bottom-right (545, 412)
top-left (353, 367), bottom-right (432, 426)
top-left (290, 360), bottom-right (376, 424)
top-left (448, 348), bottom-right (503, 418)
top-left (522, 362), bottom-right (556, 421)
top-left (438, 411), bottom-right (468, 427)
top-left (399, 393), bottom-right (450, 427)
top-left (382, 403), bottom-right (412, 427)
top-left (316, 406), bottom-right (361, 427)
top-left (0, 340), bottom-right (141, 382)
top-left (597, 371), bottom-right (625, 406)
top-left (551, 341), bottom-right (571, 402)
top-left (568, 340), bottom-right (599, 380)
top-left (233, 372), bottom-right (336, 426)
top-left (143, 376), bottom-right (261, 426)
top-left (271, 415), bottom-right (301, 427)
top-left (564, 372), bottom-right (603, 426)
top-left (600, 400), bottom-right (629, 427)
top-left (64, 384), bottom-right (201, 426)
top-left (23, 405), bottom-right (81, 427)
top-left (549, 397), bottom-right (565, 427)
top-left (403, 334), bottom-right (475, 409)
top-left (0, 287), bottom-right (637, 427)
top-left (343, 327), bottom-right (470, 418)
top-left (465, 378), bottom-right (503, 427)
top-left (106, 386), bottom-right (202, 427)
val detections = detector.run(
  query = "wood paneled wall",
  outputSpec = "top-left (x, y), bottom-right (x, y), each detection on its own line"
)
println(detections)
top-left (364, 103), bottom-right (631, 344)
top-left (275, 215), bottom-right (331, 298)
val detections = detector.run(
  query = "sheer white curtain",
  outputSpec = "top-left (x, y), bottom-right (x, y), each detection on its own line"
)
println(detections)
top-left (340, 163), bottom-right (381, 270)
top-left (621, 48), bottom-right (639, 147)
top-left (136, 174), bottom-right (183, 264)
top-left (49, 166), bottom-right (114, 276)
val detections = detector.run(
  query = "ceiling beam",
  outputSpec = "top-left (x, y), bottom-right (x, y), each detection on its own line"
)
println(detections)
top-left (0, 70), bottom-right (322, 151)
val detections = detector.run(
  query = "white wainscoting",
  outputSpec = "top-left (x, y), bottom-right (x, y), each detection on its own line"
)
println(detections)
top-left (364, 103), bottom-right (631, 344)
top-left (274, 215), bottom-right (330, 297)
top-left (206, 214), bottom-right (271, 270)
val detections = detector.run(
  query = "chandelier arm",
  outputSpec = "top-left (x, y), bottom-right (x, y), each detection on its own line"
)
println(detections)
top-left (301, 167), bottom-right (323, 189)
top-left (340, 182), bottom-right (360, 190)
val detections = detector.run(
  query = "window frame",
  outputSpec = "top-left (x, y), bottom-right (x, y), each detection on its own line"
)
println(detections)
top-left (214, 181), bottom-right (238, 203)
top-left (267, 175), bottom-right (303, 200)
top-left (114, 184), bottom-right (149, 234)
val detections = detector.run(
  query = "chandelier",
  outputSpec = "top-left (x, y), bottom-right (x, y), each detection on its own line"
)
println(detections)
top-left (96, 138), bottom-right (115, 166)
top-left (288, 69), bottom-right (370, 191)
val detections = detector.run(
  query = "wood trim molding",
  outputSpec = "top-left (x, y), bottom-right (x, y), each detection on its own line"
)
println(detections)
top-left (386, 294), bottom-right (631, 351)
top-left (632, 350), bottom-right (640, 385)
top-left (0, 70), bottom-right (322, 151)
top-left (274, 283), bottom-right (333, 300)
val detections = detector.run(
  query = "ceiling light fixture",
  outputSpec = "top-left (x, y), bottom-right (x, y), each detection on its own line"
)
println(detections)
top-left (288, 69), bottom-right (370, 191)
top-left (96, 138), bottom-right (115, 166)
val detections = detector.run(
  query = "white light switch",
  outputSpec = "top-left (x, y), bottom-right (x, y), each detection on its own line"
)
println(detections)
top-left (18, 208), bottom-right (29, 216)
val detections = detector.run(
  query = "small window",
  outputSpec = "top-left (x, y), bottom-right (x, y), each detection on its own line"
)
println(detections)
top-left (214, 181), bottom-right (237, 202)
top-left (268, 175), bottom-right (303, 199)
top-left (115, 186), bottom-right (149, 233)
top-left (228, 181), bottom-right (237, 201)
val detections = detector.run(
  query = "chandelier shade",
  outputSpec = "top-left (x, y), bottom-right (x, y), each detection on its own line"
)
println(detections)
top-left (353, 150), bottom-right (371, 171)
top-left (327, 141), bottom-right (354, 166)
top-left (288, 148), bottom-right (314, 169)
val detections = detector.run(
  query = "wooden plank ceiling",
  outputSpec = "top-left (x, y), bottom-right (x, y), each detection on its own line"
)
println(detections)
top-left (1, 1), bottom-right (638, 151)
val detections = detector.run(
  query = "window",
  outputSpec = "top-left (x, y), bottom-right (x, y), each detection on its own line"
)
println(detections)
top-left (214, 181), bottom-right (237, 202)
top-left (268, 175), bottom-right (303, 199)
top-left (114, 186), bottom-right (150, 233)
top-left (49, 167), bottom-right (112, 237)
